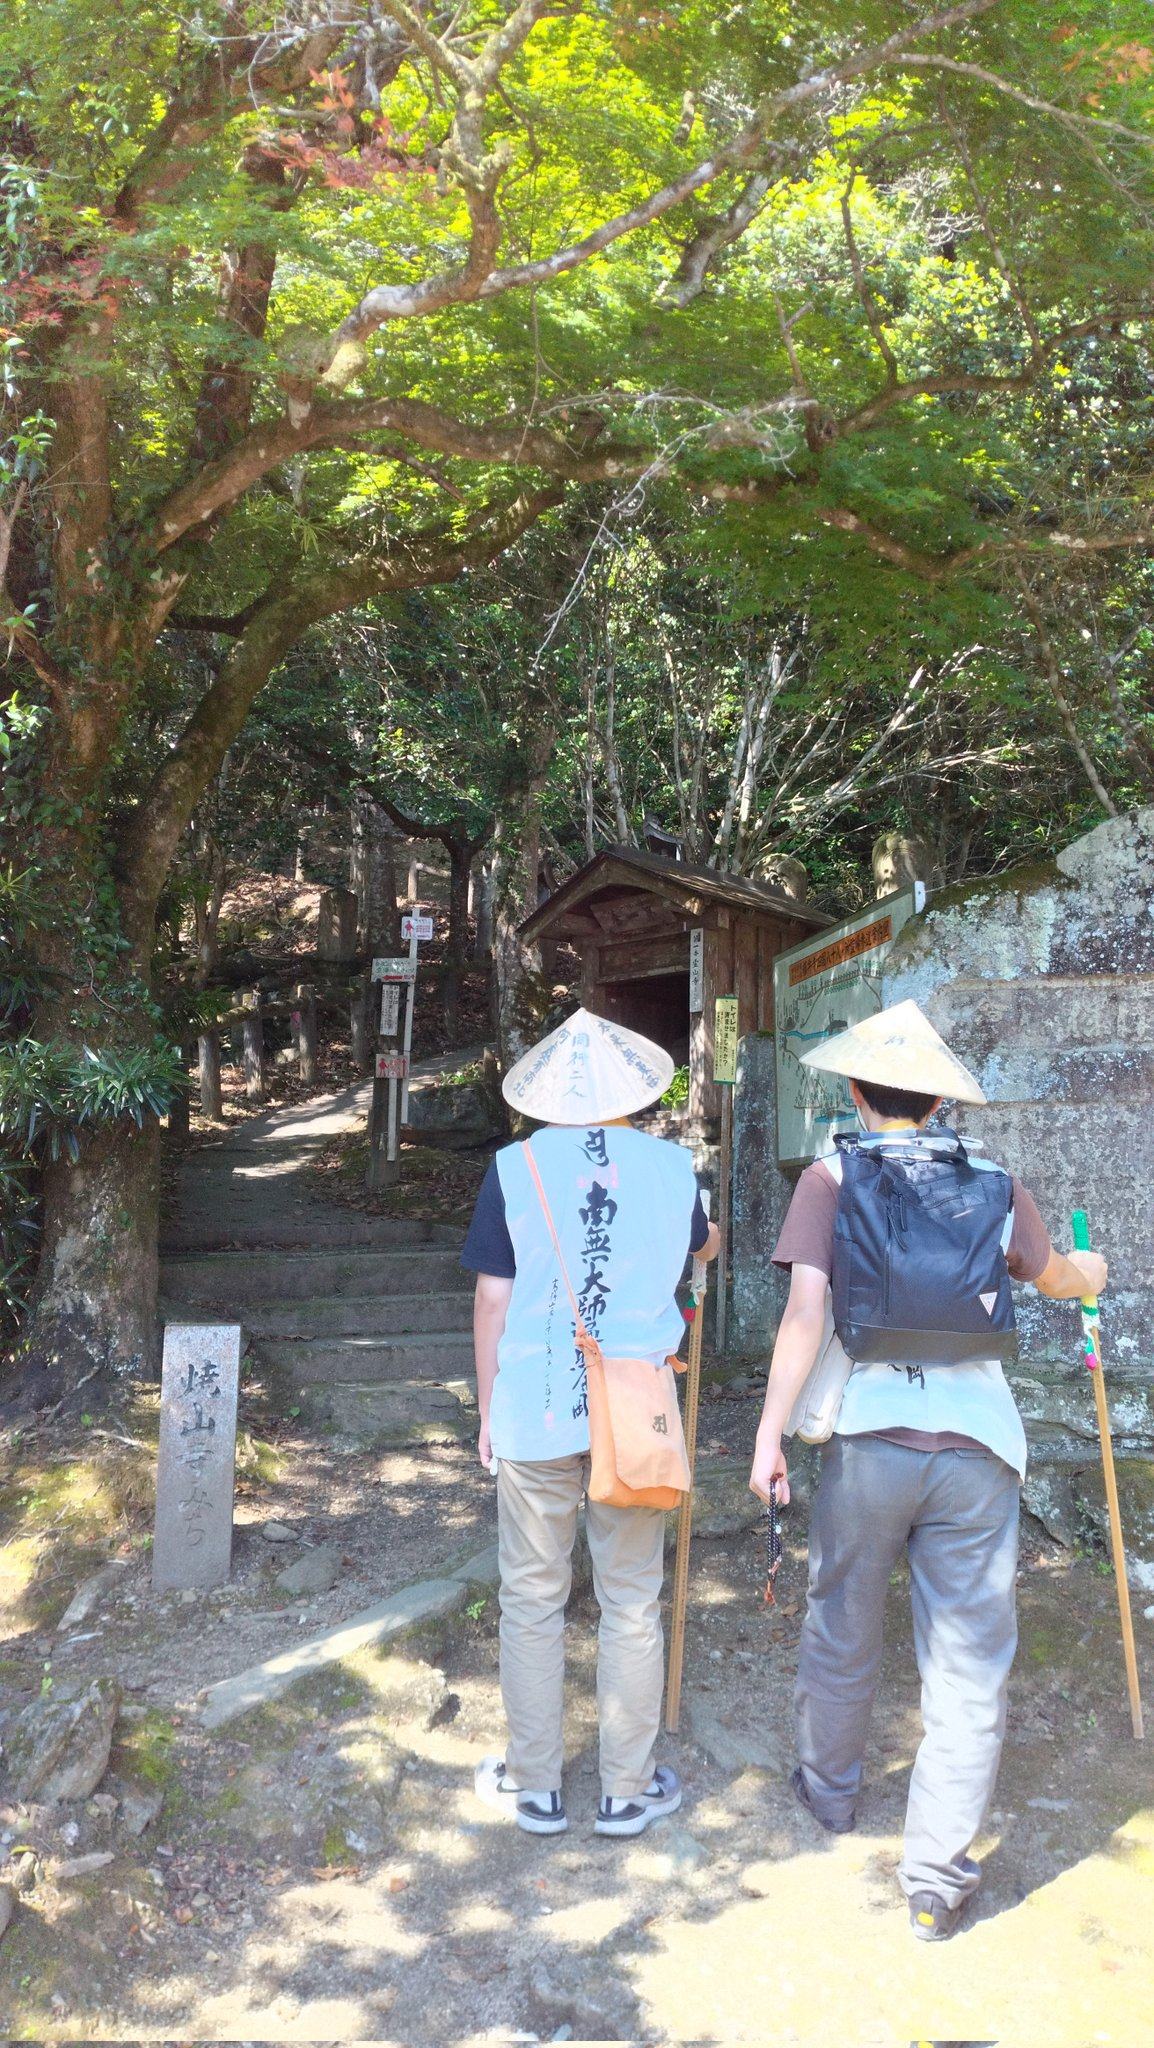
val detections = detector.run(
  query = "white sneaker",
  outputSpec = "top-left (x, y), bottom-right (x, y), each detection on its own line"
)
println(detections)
top-left (594, 1764), bottom-right (682, 1837)
top-left (474, 1756), bottom-right (568, 1835)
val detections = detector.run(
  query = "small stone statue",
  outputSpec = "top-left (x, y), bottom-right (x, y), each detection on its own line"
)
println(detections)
top-left (757, 853), bottom-right (810, 903)
top-left (872, 832), bottom-right (938, 898)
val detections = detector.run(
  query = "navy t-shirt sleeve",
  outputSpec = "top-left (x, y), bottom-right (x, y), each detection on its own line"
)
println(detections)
top-left (690, 1190), bottom-right (710, 1254)
top-left (460, 1159), bottom-right (516, 1278)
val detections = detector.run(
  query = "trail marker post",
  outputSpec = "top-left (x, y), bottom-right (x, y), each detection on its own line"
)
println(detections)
top-left (366, 914), bottom-right (431, 1189)
top-left (714, 994), bottom-right (738, 1352)
top-left (153, 1323), bottom-right (241, 1592)
top-left (399, 913), bottom-right (433, 1121)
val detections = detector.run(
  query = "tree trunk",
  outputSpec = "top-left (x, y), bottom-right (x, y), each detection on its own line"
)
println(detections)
top-left (492, 724), bottom-right (554, 1066)
top-left (443, 836), bottom-right (473, 1045)
top-left (10, 1115), bottom-right (162, 1413)
top-left (350, 797), bottom-right (400, 954)
top-left (193, 833), bottom-right (228, 984)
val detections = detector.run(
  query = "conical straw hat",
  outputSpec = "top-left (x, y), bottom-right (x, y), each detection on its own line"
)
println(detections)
top-left (799, 998), bottom-right (986, 1105)
top-left (502, 1007), bottom-right (675, 1123)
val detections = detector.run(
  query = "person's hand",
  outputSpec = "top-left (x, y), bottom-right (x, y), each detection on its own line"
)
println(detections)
top-left (749, 1436), bottom-right (790, 1507)
top-left (478, 1420), bottom-right (494, 1471)
top-left (1070, 1249), bottom-right (1109, 1298)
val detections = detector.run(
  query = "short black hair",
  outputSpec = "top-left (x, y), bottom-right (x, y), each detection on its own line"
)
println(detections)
top-left (853, 1076), bottom-right (940, 1122)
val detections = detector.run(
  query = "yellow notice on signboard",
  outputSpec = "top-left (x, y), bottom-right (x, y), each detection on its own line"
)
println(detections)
top-left (714, 995), bottom-right (739, 1084)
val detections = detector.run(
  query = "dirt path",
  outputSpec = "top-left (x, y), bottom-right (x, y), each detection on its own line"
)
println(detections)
top-left (4, 1082), bottom-right (1153, 2041)
top-left (2, 1419), bottom-right (1153, 2045)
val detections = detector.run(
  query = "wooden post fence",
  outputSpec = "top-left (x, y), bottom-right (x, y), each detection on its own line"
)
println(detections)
top-left (198, 1028), bottom-right (222, 1119)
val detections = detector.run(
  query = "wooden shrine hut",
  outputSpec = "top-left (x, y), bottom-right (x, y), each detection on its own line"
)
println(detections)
top-left (520, 848), bottom-right (831, 1129)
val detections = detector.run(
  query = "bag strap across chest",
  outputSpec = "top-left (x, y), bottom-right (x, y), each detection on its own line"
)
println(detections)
top-left (520, 1142), bottom-right (600, 1363)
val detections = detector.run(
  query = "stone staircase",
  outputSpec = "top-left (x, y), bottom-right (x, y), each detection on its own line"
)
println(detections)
top-left (159, 1080), bottom-right (478, 1445)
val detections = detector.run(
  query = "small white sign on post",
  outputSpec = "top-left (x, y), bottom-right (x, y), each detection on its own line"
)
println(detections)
top-left (688, 928), bottom-right (704, 1014)
top-left (372, 956), bottom-right (417, 982)
top-left (380, 982), bottom-right (401, 1036)
top-left (401, 913), bottom-right (434, 941)
top-left (375, 1051), bottom-right (409, 1080)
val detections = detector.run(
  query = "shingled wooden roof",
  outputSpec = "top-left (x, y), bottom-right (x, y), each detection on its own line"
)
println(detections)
top-left (520, 846), bottom-right (832, 942)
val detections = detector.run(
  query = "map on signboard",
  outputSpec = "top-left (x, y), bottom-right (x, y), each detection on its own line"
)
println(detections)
top-left (773, 887), bottom-right (924, 1165)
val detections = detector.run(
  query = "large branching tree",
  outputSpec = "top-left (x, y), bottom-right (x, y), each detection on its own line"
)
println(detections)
top-left (2, 0), bottom-right (1154, 1400)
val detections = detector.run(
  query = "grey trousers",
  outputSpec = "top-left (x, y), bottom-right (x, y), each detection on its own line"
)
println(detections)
top-left (795, 1432), bottom-right (1019, 1907)
top-left (496, 1454), bottom-right (666, 1799)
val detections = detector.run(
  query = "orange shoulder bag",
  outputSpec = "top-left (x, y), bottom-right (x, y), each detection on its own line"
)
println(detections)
top-left (521, 1142), bottom-right (691, 1510)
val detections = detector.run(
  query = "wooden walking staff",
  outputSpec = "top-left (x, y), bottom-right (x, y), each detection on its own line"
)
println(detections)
top-left (1072, 1210), bottom-right (1144, 1740)
top-left (665, 1193), bottom-right (711, 1734)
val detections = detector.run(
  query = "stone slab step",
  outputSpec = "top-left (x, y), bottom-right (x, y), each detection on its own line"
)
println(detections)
top-left (159, 1248), bottom-right (469, 1305)
top-left (253, 1333), bottom-right (474, 1383)
top-left (293, 1376), bottom-right (476, 1446)
top-left (198, 1534), bottom-right (498, 1731)
top-left (160, 1216), bottom-right (462, 1254)
top-left (160, 1293), bottom-right (473, 1338)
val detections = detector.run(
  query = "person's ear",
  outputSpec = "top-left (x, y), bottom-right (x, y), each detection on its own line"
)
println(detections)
top-left (848, 1080), bottom-right (866, 1110)
top-left (921, 1096), bottom-right (944, 1125)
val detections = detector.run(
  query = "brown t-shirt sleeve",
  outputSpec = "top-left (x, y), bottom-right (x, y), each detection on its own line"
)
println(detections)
top-left (771, 1160), bottom-right (838, 1278)
top-left (1006, 1177), bottom-right (1051, 1284)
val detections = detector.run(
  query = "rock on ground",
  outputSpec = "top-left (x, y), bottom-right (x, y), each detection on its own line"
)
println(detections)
top-left (4, 1678), bottom-right (121, 1803)
top-left (55, 1559), bottom-right (130, 1632)
top-left (52, 1852), bottom-right (115, 1881)
top-left (275, 1542), bottom-right (343, 1597)
top-left (115, 1779), bottom-right (164, 1837)
top-left (528, 1959), bottom-right (639, 2043)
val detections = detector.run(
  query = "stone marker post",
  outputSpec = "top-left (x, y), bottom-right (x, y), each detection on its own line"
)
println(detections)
top-left (153, 1323), bottom-right (242, 1592)
top-left (293, 982), bottom-right (318, 1087)
top-left (241, 989), bottom-right (265, 1103)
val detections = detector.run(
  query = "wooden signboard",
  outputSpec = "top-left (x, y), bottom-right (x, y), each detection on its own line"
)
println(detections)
top-left (380, 982), bottom-right (401, 1036)
top-left (713, 995), bottom-right (739, 1085)
top-left (689, 927), bottom-right (704, 1014)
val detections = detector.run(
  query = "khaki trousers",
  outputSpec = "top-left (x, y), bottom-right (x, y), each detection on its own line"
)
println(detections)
top-left (496, 1454), bottom-right (666, 1799)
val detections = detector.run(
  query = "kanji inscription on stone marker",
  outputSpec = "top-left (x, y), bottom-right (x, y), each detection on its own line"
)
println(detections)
top-left (152, 1323), bottom-right (241, 1592)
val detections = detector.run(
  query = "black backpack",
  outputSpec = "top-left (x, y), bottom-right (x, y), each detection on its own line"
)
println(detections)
top-left (831, 1128), bottom-right (1018, 1371)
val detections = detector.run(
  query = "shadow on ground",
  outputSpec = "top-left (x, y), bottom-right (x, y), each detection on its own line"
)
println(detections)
top-left (2, 1471), bottom-right (1152, 2046)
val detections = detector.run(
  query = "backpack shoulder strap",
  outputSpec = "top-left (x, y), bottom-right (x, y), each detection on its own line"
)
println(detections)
top-left (820, 1147), bottom-right (846, 1186)
top-left (519, 1142), bottom-right (594, 1349)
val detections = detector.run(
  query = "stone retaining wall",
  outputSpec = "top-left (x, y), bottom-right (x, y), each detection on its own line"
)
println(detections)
top-left (733, 809), bottom-right (1154, 1473)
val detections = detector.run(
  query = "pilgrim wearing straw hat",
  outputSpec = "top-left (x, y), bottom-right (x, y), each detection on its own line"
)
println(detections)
top-left (461, 1008), bottom-right (718, 1838)
top-left (748, 998), bottom-right (1109, 1941)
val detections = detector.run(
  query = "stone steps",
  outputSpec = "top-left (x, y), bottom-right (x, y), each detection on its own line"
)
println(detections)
top-left (160, 1293), bottom-right (474, 1339)
top-left (292, 1376), bottom-right (476, 1443)
top-left (252, 1332), bottom-right (475, 1385)
top-left (160, 1076), bottom-right (481, 1444)
top-left (160, 1248), bottom-right (469, 1305)
top-left (161, 1216), bottom-right (461, 1254)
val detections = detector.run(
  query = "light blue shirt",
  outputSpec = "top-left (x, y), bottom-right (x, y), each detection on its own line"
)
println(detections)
top-left (835, 1360), bottom-right (1029, 1480)
top-left (490, 1126), bottom-right (698, 1463)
